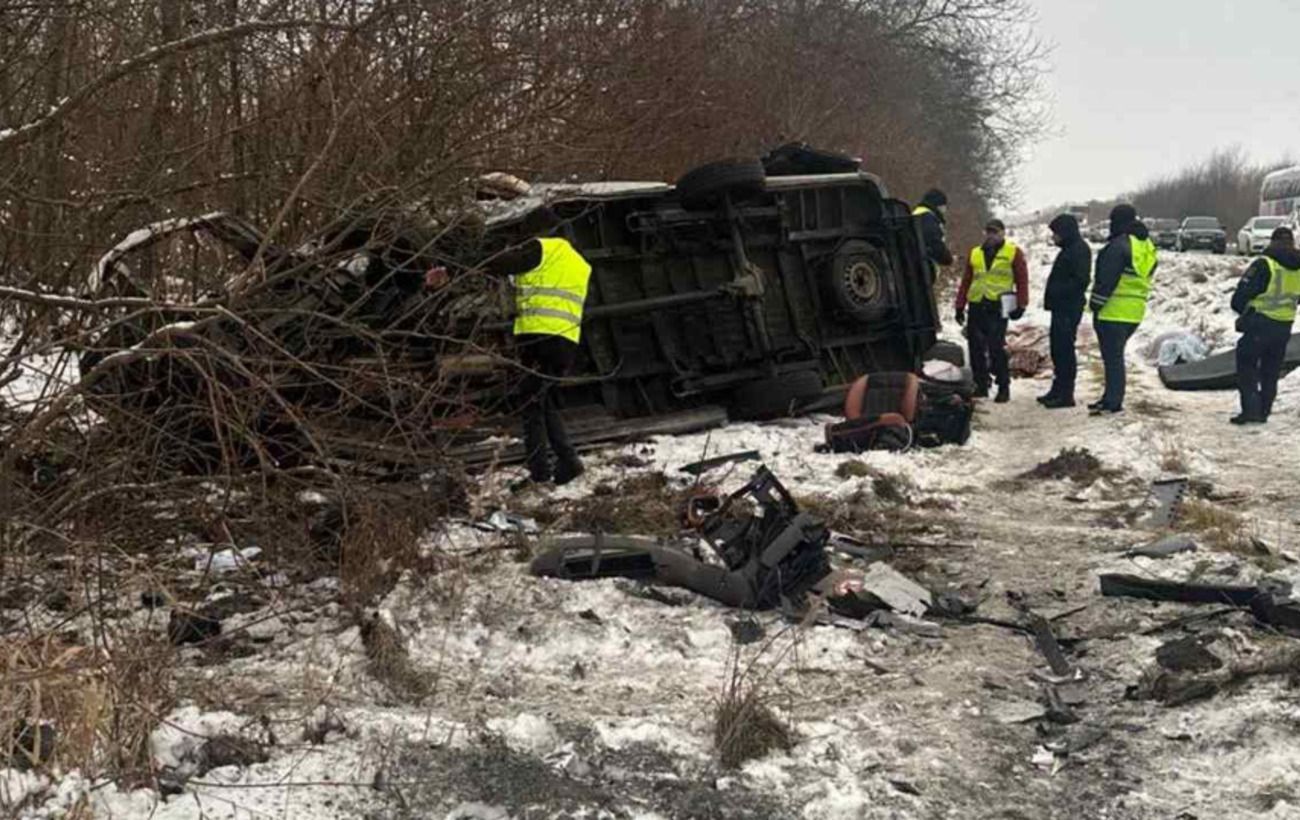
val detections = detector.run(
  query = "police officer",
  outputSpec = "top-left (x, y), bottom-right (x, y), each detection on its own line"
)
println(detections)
top-left (426, 222), bottom-right (592, 486)
top-left (1088, 204), bottom-right (1157, 416)
top-left (1230, 226), bottom-right (1300, 425)
top-left (954, 219), bottom-right (1029, 402)
top-left (913, 189), bottom-right (955, 269)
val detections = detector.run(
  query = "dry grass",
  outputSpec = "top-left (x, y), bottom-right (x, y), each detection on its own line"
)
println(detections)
top-left (337, 491), bottom-right (445, 609)
top-left (834, 460), bottom-right (873, 480)
top-left (713, 639), bottom-right (796, 770)
top-left (359, 611), bottom-right (433, 704)
top-left (0, 628), bottom-right (173, 784)
top-left (1021, 447), bottom-right (1115, 485)
top-left (1176, 499), bottom-right (1248, 550)
top-left (1159, 439), bottom-right (1191, 474)
top-left (549, 472), bottom-right (693, 535)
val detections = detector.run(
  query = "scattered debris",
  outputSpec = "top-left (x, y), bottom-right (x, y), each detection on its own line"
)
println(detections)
top-left (1125, 534), bottom-right (1198, 559)
top-left (201, 545), bottom-right (263, 574)
top-left (1142, 477), bottom-right (1190, 528)
top-left (856, 563), bottom-right (933, 618)
top-left (1099, 573), bottom-right (1260, 607)
top-left (477, 510), bottom-right (540, 535)
top-left (1028, 613), bottom-right (1074, 678)
top-left (989, 699), bottom-right (1049, 725)
top-left (1155, 636), bottom-right (1224, 673)
top-left (1133, 646), bottom-right (1300, 707)
top-left (728, 619), bottom-right (766, 645)
top-left (680, 450), bottom-right (761, 477)
top-left (865, 610), bottom-right (941, 637)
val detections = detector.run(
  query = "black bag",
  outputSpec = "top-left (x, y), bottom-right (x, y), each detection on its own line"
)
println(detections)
top-left (910, 372), bottom-right (974, 447)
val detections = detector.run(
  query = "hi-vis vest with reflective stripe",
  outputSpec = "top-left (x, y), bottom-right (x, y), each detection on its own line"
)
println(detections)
top-left (514, 237), bottom-right (592, 343)
top-left (1098, 236), bottom-right (1157, 324)
top-left (966, 241), bottom-right (1018, 303)
top-left (1250, 257), bottom-right (1300, 323)
top-left (912, 205), bottom-right (933, 218)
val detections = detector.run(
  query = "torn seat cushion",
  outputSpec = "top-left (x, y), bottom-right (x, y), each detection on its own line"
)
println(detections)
top-left (823, 413), bottom-right (913, 453)
top-left (843, 372), bottom-right (920, 423)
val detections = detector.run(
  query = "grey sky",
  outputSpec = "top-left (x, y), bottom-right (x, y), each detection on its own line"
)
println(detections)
top-left (1020, 0), bottom-right (1300, 209)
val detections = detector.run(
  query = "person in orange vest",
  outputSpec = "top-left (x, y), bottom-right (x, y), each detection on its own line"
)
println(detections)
top-left (954, 219), bottom-right (1030, 402)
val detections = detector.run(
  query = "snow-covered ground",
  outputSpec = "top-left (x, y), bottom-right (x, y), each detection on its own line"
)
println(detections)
top-left (5, 234), bottom-right (1300, 819)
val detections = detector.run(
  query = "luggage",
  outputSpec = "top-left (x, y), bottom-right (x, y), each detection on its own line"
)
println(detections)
top-left (823, 370), bottom-right (974, 453)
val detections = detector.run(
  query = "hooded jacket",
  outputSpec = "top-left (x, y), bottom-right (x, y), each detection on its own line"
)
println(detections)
top-left (1090, 206), bottom-right (1156, 313)
top-left (1044, 214), bottom-right (1091, 313)
top-left (916, 190), bottom-right (954, 267)
top-left (1231, 242), bottom-right (1300, 328)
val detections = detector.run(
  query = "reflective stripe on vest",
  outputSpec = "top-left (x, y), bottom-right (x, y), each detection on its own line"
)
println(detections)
top-left (966, 241), bottom-right (1018, 303)
top-left (912, 205), bottom-right (932, 217)
top-left (1098, 236), bottom-right (1157, 324)
top-left (513, 237), bottom-right (592, 343)
top-left (1250, 257), bottom-right (1300, 323)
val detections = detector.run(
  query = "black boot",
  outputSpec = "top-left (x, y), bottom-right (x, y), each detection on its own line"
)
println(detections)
top-left (1041, 396), bottom-right (1075, 409)
top-left (994, 386), bottom-right (1010, 404)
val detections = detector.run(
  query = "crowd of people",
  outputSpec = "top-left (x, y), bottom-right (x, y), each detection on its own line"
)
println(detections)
top-left (919, 193), bottom-right (1300, 424)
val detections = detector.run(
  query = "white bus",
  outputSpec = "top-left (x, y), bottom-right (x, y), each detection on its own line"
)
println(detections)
top-left (1260, 166), bottom-right (1300, 217)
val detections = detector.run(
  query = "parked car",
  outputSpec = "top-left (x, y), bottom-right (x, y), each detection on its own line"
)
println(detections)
top-left (1148, 219), bottom-right (1179, 250)
top-left (1237, 215), bottom-right (1288, 255)
top-left (1175, 217), bottom-right (1227, 254)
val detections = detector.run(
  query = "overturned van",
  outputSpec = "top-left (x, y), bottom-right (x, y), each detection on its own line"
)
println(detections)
top-left (469, 154), bottom-right (942, 420)
top-left (78, 149), bottom-right (944, 469)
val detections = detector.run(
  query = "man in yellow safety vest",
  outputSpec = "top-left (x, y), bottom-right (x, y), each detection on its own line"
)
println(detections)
top-left (1229, 226), bottom-right (1300, 424)
top-left (1088, 204), bottom-right (1157, 416)
top-left (954, 219), bottom-right (1030, 403)
top-left (426, 221), bottom-right (592, 485)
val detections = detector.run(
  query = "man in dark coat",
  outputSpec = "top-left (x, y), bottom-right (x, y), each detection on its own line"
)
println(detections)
top-left (1038, 214), bottom-right (1092, 408)
top-left (913, 189), bottom-right (955, 269)
top-left (1230, 226), bottom-right (1300, 424)
top-left (1088, 204), bottom-right (1158, 415)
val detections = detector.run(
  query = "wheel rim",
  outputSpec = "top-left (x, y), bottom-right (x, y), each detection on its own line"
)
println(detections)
top-left (842, 257), bottom-right (882, 305)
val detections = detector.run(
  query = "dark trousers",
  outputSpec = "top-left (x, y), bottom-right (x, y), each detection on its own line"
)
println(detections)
top-left (1095, 319), bottom-right (1137, 410)
top-left (1236, 316), bottom-right (1291, 420)
top-left (517, 334), bottom-right (579, 481)
top-left (967, 301), bottom-right (1010, 391)
top-left (1048, 306), bottom-right (1082, 400)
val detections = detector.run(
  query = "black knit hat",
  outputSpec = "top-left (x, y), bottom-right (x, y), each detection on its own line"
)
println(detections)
top-left (985, 218), bottom-right (1006, 232)
top-left (1272, 226), bottom-right (1295, 244)
top-left (921, 188), bottom-right (948, 208)
top-left (1108, 204), bottom-right (1138, 234)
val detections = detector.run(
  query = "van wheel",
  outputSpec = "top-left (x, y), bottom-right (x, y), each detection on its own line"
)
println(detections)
top-left (828, 240), bottom-right (892, 322)
top-left (675, 159), bottom-right (766, 210)
top-left (729, 369), bottom-right (824, 421)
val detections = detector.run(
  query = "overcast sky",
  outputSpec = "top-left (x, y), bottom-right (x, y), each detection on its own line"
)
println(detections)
top-left (1019, 0), bottom-right (1300, 210)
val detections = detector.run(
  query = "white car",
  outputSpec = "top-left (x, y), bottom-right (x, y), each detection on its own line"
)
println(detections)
top-left (1237, 215), bottom-right (1288, 255)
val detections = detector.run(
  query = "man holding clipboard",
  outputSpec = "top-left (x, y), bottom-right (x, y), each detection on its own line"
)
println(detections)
top-left (954, 219), bottom-right (1030, 403)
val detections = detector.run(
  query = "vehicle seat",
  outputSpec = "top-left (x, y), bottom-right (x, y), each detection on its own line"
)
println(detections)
top-left (843, 372), bottom-right (921, 423)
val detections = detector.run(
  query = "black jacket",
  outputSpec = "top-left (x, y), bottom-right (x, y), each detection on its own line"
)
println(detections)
top-left (1044, 214), bottom-right (1091, 313)
top-left (1232, 243), bottom-right (1300, 328)
top-left (917, 210), bottom-right (954, 267)
top-left (1090, 221), bottom-right (1156, 313)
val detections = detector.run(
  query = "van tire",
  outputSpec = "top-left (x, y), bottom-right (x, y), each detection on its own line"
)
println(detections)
top-left (675, 159), bottom-right (766, 210)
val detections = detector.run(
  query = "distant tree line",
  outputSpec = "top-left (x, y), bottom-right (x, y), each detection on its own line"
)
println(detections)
top-left (1047, 148), bottom-right (1292, 232)
top-left (1127, 148), bottom-right (1292, 231)
top-left (0, 0), bottom-right (1046, 297)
